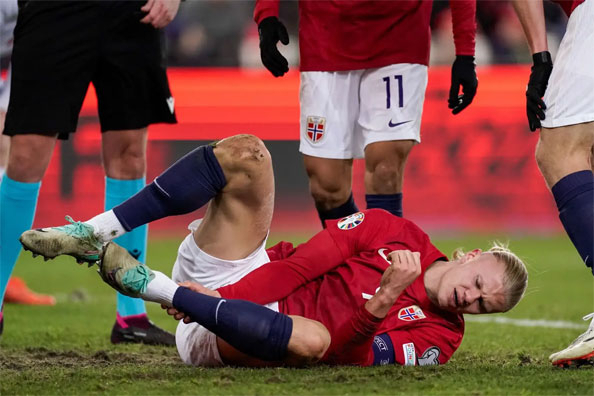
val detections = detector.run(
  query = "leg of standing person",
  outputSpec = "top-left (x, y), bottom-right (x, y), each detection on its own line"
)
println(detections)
top-left (526, 0), bottom-right (594, 367)
top-left (91, 0), bottom-right (178, 344)
top-left (535, 123), bottom-right (594, 271)
top-left (359, 64), bottom-right (427, 218)
top-left (299, 71), bottom-right (361, 226)
top-left (101, 128), bottom-right (160, 344)
top-left (0, 134), bottom-right (57, 332)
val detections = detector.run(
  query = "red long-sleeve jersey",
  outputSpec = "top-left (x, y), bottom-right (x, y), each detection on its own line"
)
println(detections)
top-left (254, 0), bottom-right (476, 71)
top-left (218, 209), bottom-right (464, 366)
top-left (551, 0), bottom-right (585, 16)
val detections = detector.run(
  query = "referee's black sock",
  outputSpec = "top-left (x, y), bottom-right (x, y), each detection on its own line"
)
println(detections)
top-left (552, 170), bottom-right (594, 273)
top-left (172, 287), bottom-right (293, 362)
top-left (113, 144), bottom-right (226, 231)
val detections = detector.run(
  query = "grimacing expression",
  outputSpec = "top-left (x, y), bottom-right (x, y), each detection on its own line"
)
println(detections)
top-left (435, 250), bottom-right (507, 314)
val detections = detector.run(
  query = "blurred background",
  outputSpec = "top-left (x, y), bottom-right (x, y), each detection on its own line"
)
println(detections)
top-left (0, 0), bottom-right (572, 236)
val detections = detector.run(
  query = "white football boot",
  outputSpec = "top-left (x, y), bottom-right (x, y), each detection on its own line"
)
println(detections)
top-left (549, 313), bottom-right (594, 368)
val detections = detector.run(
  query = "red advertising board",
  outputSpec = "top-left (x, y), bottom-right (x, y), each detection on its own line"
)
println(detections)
top-left (32, 67), bottom-right (559, 234)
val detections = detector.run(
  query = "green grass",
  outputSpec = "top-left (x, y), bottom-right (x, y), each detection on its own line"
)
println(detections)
top-left (1, 234), bottom-right (593, 395)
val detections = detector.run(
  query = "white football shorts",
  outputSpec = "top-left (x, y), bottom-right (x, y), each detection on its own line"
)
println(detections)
top-left (299, 63), bottom-right (428, 159)
top-left (172, 219), bottom-right (277, 367)
top-left (542, 0), bottom-right (594, 128)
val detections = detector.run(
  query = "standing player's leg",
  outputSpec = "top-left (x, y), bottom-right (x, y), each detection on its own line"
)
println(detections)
top-left (359, 64), bottom-right (427, 218)
top-left (535, 123), bottom-right (594, 272)
top-left (92, 3), bottom-right (177, 345)
top-left (0, 134), bottom-right (56, 328)
top-left (101, 128), bottom-right (172, 345)
top-left (364, 140), bottom-right (415, 217)
top-left (536, 0), bottom-right (594, 367)
top-left (303, 156), bottom-right (357, 226)
top-left (299, 71), bottom-right (361, 226)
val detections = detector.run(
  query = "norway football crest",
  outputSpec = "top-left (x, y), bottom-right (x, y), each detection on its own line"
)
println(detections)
top-left (398, 305), bottom-right (426, 322)
top-left (306, 116), bottom-right (325, 143)
top-left (337, 212), bottom-right (365, 230)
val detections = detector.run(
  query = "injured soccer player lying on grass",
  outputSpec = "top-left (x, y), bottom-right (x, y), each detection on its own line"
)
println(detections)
top-left (20, 134), bottom-right (528, 367)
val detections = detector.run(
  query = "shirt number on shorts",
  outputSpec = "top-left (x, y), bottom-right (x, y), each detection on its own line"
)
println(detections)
top-left (383, 75), bottom-right (404, 109)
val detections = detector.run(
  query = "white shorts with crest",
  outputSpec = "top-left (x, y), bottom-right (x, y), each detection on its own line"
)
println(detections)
top-left (299, 63), bottom-right (428, 159)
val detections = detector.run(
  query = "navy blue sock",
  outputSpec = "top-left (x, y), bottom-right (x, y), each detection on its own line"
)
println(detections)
top-left (551, 170), bottom-right (594, 272)
top-left (172, 287), bottom-right (293, 361)
top-left (317, 192), bottom-right (359, 227)
top-left (113, 144), bottom-right (226, 231)
top-left (365, 193), bottom-right (403, 217)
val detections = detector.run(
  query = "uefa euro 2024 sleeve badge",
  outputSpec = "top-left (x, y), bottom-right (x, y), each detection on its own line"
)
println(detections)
top-left (306, 116), bottom-right (325, 143)
top-left (337, 212), bottom-right (365, 230)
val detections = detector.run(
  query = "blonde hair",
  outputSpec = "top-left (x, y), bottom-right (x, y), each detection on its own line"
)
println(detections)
top-left (452, 242), bottom-right (528, 312)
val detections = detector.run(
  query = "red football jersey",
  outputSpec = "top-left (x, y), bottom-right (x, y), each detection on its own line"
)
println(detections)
top-left (551, 0), bottom-right (585, 16)
top-left (218, 209), bottom-right (465, 366)
top-left (254, 0), bottom-right (476, 71)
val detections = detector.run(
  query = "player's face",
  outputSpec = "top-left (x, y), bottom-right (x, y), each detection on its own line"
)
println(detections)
top-left (434, 252), bottom-right (507, 314)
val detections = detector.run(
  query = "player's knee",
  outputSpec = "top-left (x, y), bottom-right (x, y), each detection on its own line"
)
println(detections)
top-left (310, 182), bottom-right (351, 210)
top-left (370, 160), bottom-right (402, 189)
top-left (287, 317), bottom-right (331, 364)
top-left (216, 134), bottom-right (271, 174)
top-left (298, 323), bottom-right (331, 362)
top-left (306, 325), bottom-right (331, 361)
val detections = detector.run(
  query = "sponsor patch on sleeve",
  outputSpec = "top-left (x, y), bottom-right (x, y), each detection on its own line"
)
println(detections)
top-left (337, 212), bottom-right (365, 230)
top-left (402, 342), bottom-right (416, 366)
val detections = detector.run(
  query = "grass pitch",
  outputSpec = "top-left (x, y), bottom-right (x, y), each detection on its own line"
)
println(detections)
top-left (1, 233), bottom-right (593, 395)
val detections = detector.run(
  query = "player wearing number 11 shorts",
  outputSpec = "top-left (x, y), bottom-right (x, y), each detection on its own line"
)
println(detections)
top-left (255, 0), bottom-right (479, 225)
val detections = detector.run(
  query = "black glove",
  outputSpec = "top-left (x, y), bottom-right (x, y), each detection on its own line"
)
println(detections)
top-left (526, 51), bottom-right (553, 132)
top-left (258, 16), bottom-right (290, 77)
top-left (448, 55), bottom-right (478, 115)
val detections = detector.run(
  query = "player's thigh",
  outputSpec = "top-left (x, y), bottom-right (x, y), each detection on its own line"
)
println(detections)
top-left (537, 122), bottom-right (594, 186)
top-left (542, 1), bottom-right (594, 129)
top-left (193, 135), bottom-right (274, 260)
top-left (5, 2), bottom-right (97, 138)
top-left (358, 63), bottom-right (427, 149)
top-left (101, 128), bottom-right (148, 179)
top-left (299, 71), bottom-right (363, 159)
top-left (95, 3), bottom-right (176, 132)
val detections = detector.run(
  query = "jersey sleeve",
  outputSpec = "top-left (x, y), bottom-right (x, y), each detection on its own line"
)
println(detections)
top-left (387, 322), bottom-right (463, 366)
top-left (217, 229), bottom-right (347, 304)
top-left (254, 0), bottom-right (279, 24)
top-left (323, 304), bottom-right (384, 367)
top-left (449, 0), bottom-right (477, 56)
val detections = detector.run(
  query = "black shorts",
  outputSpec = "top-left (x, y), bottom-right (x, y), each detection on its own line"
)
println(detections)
top-left (4, 1), bottom-right (177, 140)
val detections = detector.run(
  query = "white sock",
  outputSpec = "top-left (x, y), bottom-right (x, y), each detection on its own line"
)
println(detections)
top-left (86, 210), bottom-right (127, 242)
top-left (142, 271), bottom-right (179, 307)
